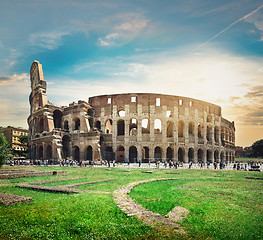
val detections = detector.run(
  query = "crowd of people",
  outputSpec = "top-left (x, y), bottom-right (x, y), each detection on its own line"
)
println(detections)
top-left (7, 158), bottom-right (262, 171)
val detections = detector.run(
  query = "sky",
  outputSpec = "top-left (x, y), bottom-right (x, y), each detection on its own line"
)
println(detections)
top-left (0, 0), bottom-right (262, 147)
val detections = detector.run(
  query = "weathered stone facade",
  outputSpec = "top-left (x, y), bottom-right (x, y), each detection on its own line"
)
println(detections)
top-left (28, 60), bottom-right (235, 163)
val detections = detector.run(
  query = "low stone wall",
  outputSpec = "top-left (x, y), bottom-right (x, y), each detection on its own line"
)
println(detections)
top-left (0, 193), bottom-right (34, 206)
top-left (0, 170), bottom-right (67, 179)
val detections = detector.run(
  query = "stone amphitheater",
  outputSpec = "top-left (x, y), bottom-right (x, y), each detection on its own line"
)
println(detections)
top-left (28, 60), bottom-right (235, 163)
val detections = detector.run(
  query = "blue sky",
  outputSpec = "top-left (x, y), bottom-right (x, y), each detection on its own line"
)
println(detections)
top-left (0, 0), bottom-right (263, 146)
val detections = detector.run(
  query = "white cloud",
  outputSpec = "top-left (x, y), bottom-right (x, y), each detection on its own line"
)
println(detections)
top-left (98, 33), bottom-right (121, 46)
top-left (0, 73), bottom-right (29, 86)
top-left (29, 30), bottom-right (71, 49)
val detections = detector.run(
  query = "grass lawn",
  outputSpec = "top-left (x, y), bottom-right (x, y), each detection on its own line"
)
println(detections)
top-left (235, 158), bottom-right (262, 162)
top-left (0, 166), bottom-right (262, 239)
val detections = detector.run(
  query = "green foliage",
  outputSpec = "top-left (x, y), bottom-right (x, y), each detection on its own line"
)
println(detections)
top-left (19, 135), bottom-right (29, 144)
top-left (252, 139), bottom-right (263, 157)
top-left (0, 132), bottom-right (9, 167)
top-left (0, 167), bottom-right (262, 239)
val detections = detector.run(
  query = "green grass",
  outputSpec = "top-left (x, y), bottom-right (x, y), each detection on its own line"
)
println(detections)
top-left (235, 157), bottom-right (262, 162)
top-left (0, 166), bottom-right (262, 239)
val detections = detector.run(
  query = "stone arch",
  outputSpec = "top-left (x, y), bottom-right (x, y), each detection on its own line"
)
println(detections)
top-left (129, 118), bottom-right (137, 136)
top-left (188, 148), bottom-right (194, 162)
top-left (207, 125), bottom-right (212, 141)
top-left (118, 108), bottom-right (125, 117)
top-left (214, 126), bottom-right (219, 143)
top-left (142, 146), bottom-right (149, 162)
top-left (32, 144), bottom-right (37, 159)
top-left (221, 128), bottom-right (225, 142)
top-left (129, 146), bottom-right (137, 162)
top-left (46, 145), bottom-right (52, 160)
top-left (207, 149), bottom-right (213, 163)
top-left (117, 119), bottom-right (125, 136)
top-left (207, 115), bottom-right (212, 122)
top-left (214, 150), bottom-right (219, 162)
top-left (198, 149), bottom-right (204, 162)
top-left (142, 118), bottom-right (150, 134)
top-left (220, 151), bottom-right (225, 162)
top-left (178, 120), bottom-right (184, 138)
top-left (64, 120), bottom-right (69, 131)
top-left (167, 121), bottom-right (174, 137)
top-left (39, 118), bottom-right (44, 133)
top-left (95, 120), bottom-right (101, 130)
top-left (166, 147), bottom-right (174, 160)
top-left (86, 145), bottom-right (93, 160)
top-left (198, 123), bottom-right (204, 138)
top-left (105, 146), bottom-right (114, 161)
top-left (154, 119), bottom-right (162, 133)
top-left (38, 145), bottom-right (43, 159)
top-left (188, 122), bottom-right (194, 136)
top-left (73, 146), bottom-right (80, 161)
top-left (53, 110), bottom-right (63, 129)
top-left (117, 146), bottom-right (125, 163)
top-left (73, 117), bottom-right (80, 130)
top-left (62, 135), bottom-right (70, 159)
top-left (105, 119), bottom-right (113, 134)
top-left (154, 146), bottom-right (162, 160)
top-left (178, 147), bottom-right (185, 162)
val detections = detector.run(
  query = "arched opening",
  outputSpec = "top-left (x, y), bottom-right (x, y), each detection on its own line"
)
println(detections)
top-left (178, 148), bottom-right (185, 162)
top-left (39, 118), bottom-right (44, 133)
top-left (88, 118), bottom-right (93, 129)
top-left (117, 146), bottom-right (125, 163)
top-left (117, 119), bottom-right (125, 136)
top-left (214, 150), bottom-right (219, 162)
top-left (99, 136), bottom-right (104, 146)
top-left (142, 146), bottom-right (149, 162)
top-left (188, 122), bottom-right (194, 136)
top-left (105, 119), bottom-right (113, 134)
top-left (87, 108), bottom-right (94, 117)
top-left (214, 126), bottom-right (219, 143)
top-left (86, 146), bottom-right (93, 160)
top-left (207, 125), bottom-right (212, 141)
top-left (188, 148), bottom-right (194, 162)
top-left (220, 151), bottom-right (225, 162)
top-left (129, 118), bottom-right (137, 136)
top-left (53, 110), bottom-right (63, 129)
top-left (62, 135), bottom-right (70, 159)
top-left (227, 152), bottom-right (230, 162)
top-left (221, 128), bottom-right (225, 145)
top-left (166, 147), bottom-right (173, 160)
top-left (207, 115), bottom-right (212, 122)
top-left (198, 123), bottom-right (204, 138)
top-left (129, 146), bottom-right (137, 162)
top-left (73, 146), bottom-right (80, 162)
top-left (198, 149), bottom-right (204, 162)
top-left (95, 121), bottom-right (101, 130)
top-left (154, 146), bottom-right (162, 161)
top-left (167, 121), bottom-right (174, 137)
top-left (142, 118), bottom-right (150, 134)
top-left (64, 120), bottom-right (69, 131)
top-left (73, 117), bottom-right (80, 130)
top-left (46, 145), bottom-right (52, 160)
top-left (32, 144), bottom-right (36, 159)
top-left (154, 119), bottom-right (162, 133)
top-left (118, 109), bottom-right (125, 117)
top-left (178, 120), bottom-right (184, 137)
top-left (207, 150), bottom-right (213, 163)
top-left (105, 146), bottom-right (114, 161)
top-left (38, 146), bottom-right (43, 159)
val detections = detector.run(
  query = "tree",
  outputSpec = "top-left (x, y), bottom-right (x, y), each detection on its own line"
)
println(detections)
top-left (19, 135), bottom-right (29, 144)
top-left (252, 139), bottom-right (263, 157)
top-left (0, 132), bottom-right (9, 167)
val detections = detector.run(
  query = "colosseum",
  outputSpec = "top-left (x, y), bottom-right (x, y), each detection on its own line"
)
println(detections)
top-left (28, 60), bottom-right (235, 164)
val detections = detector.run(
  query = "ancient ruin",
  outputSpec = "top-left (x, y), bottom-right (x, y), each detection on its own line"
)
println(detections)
top-left (28, 60), bottom-right (235, 163)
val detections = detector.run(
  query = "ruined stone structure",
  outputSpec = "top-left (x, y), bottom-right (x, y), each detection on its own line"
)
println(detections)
top-left (28, 60), bottom-right (235, 163)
